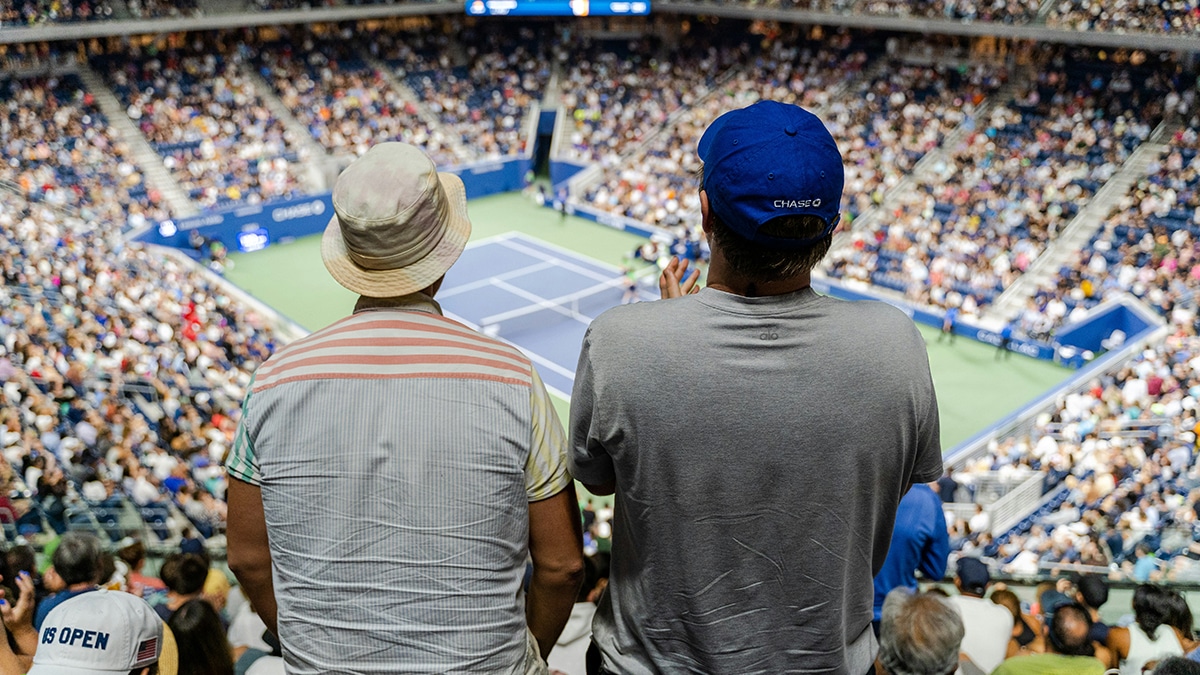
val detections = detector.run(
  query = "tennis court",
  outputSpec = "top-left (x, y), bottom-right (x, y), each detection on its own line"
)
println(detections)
top-left (438, 233), bottom-right (657, 398)
top-left (224, 192), bottom-right (1073, 449)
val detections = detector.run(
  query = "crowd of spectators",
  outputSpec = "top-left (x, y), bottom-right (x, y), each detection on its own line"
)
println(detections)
top-left (945, 333), bottom-right (1200, 584)
top-left (826, 56), bottom-right (1168, 316)
top-left (1029, 110), bottom-right (1200, 338)
top-left (0, 188), bottom-right (273, 544)
top-left (830, 59), bottom-right (1006, 220)
top-left (0, 0), bottom-right (111, 23)
top-left (125, 0), bottom-right (201, 19)
top-left (1047, 0), bottom-right (1200, 36)
top-left (859, 0), bottom-right (1042, 22)
top-left (0, 74), bottom-right (169, 231)
top-left (557, 34), bottom-right (744, 166)
top-left (374, 23), bottom-right (550, 162)
top-left (97, 36), bottom-right (309, 210)
top-left (583, 33), bottom-right (866, 229)
top-left (256, 25), bottom-right (460, 166)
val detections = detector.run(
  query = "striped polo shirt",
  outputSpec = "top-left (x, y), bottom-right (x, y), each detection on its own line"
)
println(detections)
top-left (226, 294), bottom-right (570, 675)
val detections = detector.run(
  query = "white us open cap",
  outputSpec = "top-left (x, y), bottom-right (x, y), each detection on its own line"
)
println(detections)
top-left (30, 590), bottom-right (162, 675)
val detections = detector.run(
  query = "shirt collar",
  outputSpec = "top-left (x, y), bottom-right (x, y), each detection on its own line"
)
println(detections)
top-left (353, 293), bottom-right (443, 316)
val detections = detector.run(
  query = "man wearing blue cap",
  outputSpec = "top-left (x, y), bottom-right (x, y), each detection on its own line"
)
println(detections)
top-left (568, 100), bottom-right (943, 674)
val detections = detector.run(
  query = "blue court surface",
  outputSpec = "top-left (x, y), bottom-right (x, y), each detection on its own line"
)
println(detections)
top-left (439, 233), bottom-right (658, 398)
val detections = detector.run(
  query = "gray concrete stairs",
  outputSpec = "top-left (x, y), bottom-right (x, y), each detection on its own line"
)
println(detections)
top-left (986, 118), bottom-right (1180, 320)
top-left (76, 62), bottom-right (198, 217)
top-left (245, 69), bottom-right (330, 193)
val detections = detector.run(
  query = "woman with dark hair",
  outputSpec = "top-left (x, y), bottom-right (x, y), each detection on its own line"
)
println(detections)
top-left (167, 598), bottom-right (233, 675)
top-left (1162, 589), bottom-right (1200, 660)
top-left (1108, 584), bottom-right (1185, 675)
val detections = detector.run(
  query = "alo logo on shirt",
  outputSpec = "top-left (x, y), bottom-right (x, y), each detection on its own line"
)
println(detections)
top-left (41, 626), bottom-right (111, 650)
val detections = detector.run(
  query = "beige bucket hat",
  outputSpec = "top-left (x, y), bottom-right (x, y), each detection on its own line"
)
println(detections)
top-left (321, 142), bottom-right (472, 298)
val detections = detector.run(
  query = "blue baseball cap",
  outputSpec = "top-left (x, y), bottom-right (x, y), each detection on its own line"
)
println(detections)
top-left (698, 100), bottom-right (844, 248)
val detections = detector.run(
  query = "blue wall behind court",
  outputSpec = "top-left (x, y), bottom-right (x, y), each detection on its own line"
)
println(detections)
top-left (138, 157), bottom-right (532, 252)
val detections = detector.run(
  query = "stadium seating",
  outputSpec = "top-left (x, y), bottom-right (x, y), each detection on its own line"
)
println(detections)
top-left (0, 74), bottom-right (169, 230)
top-left (96, 37), bottom-right (309, 210)
top-left (0, 188), bottom-right (272, 546)
top-left (1032, 128), bottom-right (1200, 336)
top-left (826, 56), bottom-right (1170, 315)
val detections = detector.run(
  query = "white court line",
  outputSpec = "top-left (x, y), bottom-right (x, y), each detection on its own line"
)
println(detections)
top-left (480, 276), bottom-right (625, 325)
top-left (507, 232), bottom-right (631, 274)
top-left (489, 279), bottom-right (594, 328)
top-left (438, 260), bottom-right (558, 299)
top-left (462, 231), bottom-right (519, 249)
top-left (496, 239), bottom-right (616, 285)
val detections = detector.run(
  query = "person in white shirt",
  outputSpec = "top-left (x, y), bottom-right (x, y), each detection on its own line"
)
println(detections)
top-left (948, 557), bottom-right (1013, 673)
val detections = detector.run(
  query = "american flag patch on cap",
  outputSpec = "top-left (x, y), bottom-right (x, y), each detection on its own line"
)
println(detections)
top-left (135, 637), bottom-right (158, 663)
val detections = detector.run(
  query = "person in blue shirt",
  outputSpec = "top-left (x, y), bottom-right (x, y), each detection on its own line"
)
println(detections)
top-left (939, 306), bottom-right (958, 344)
top-left (872, 483), bottom-right (950, 635)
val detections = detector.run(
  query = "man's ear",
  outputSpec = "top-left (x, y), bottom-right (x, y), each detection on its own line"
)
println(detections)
top-left (699, 190), bottom-right (710, 237)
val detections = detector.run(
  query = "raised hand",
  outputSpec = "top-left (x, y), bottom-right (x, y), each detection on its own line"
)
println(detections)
top-left (658, 256), bottom-right (701, 299)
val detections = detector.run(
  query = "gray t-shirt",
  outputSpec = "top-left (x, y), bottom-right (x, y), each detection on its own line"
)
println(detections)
top-left (569, 286), bottom-right (943, 675)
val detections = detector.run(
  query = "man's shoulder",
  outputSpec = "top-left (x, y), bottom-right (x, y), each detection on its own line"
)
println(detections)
top-left (252, 311), bottom-right (532, 392)
top-left (951, 594), bottom-right (1012, 621)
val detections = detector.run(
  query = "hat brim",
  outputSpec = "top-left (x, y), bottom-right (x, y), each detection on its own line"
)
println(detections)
top-left (29, 664), bottom-right (137, 675)
top-left (321, 172), bottom-right (472, 298)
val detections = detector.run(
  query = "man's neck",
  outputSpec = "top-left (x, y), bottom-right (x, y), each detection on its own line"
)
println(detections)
top-left (706, 257), bottom-right (812, 298)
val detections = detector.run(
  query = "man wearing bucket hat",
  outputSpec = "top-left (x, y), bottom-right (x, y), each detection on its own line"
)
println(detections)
top-left (568, 101), bottom-right (943, 674)
top-left (226, 143), bottom-right (584, 675)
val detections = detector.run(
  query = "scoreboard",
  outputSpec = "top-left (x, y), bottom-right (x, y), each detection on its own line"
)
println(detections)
top-left (466, 0), bottom-right (649, 16)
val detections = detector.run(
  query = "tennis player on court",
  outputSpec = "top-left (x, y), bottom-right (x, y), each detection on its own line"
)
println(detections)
top-left (568, 101), bottom-right (944, 674)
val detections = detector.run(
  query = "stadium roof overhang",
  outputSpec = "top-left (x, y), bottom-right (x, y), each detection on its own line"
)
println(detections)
top-left (0, 0), bottom-right (1198, 52)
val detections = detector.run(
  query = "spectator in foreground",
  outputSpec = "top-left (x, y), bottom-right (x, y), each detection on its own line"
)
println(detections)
top-left (33, 532), bottom-right (101, 630)
top-left (1076, 575), bottom-right (1111, 645)
top-left (873, 482), bottom-right (950, 634)
top-left (155, 553), bottom-right (209, 622)
top-left (226, 142), bottom-right (583, 674)
top-left (1108, 585), bottom-right (1185, 675)
top-left (1157, 657), bottom-right (1200, 674)
top-left (990, 589), bottom-right (1042, 657)
top-left (168, 598), bottom-right (233, 675)
top-left (568, 100), bottom-right (943, 673)
top-left (875, 588), bottom-right (964, 675)
top-left (29, 590), bottom-right (161, 675)
top-left (948, 558), bottom-right (1012, 673)
top-left (118, 540), bottom-right (166, 597)
top-left (992, 602), bottom-right (1109, 674)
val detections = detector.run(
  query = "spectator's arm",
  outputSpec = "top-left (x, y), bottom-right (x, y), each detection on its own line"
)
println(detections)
top-left (568, 329), bottom-right (616, 495)
top-left (526, 483), bottom-right (585, 661)
top-left (226, 477), bottom-right (277, 637)
top-left (2, 571), bottom-right (37, 665)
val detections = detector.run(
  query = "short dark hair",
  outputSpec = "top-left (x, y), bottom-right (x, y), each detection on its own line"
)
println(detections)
top-left (1046, 602), bottom-right (1093, 656)
top-left (160, 553), bottom-right (209, 596)
top-left (53, 532), bottom-right (102, 586)
top-left (1076, 575), bottom-right (1108, 609)
top-left (117, 540), bottom-right (147, 570)
top-left (705, 211), bottom-right (833, 284)
top-left (1155, 657), bottom-right (1200, 674)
